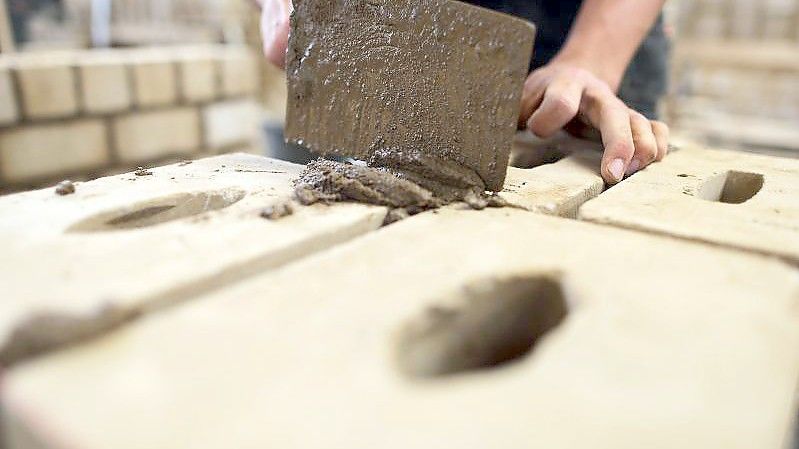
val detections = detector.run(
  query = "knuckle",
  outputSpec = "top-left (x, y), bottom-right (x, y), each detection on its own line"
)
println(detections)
top-left (551, 94), bottom-right (579, 118)
top-left (609, 140), bottom-right (634, 157)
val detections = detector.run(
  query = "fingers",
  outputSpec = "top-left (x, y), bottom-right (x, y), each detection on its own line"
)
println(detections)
top-left (652, 120), bottom-right (670, 161)
top-left (526, 79), bottom-right (583, 138)
top-left (261, 0), bottom-right (291, 68)
top-left (628, 111), bottom-right (658, 175)
top-left (582, 88), bottom-right (635, 184)
top-left (518, 72), bottom-right (547, 128)
top-left (517, 66), bottom-right (672, 184)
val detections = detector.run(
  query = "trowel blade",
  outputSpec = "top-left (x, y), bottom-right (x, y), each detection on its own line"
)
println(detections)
top-left (284, 0), bottom-right (535, 192)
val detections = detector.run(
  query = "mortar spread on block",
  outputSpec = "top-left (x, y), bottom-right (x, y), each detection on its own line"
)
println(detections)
top-left (293, 156), bottom-right (509, 223)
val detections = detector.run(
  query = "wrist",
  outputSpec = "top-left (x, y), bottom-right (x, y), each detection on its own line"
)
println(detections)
top-left (550, 47), bottom-right (625, 92)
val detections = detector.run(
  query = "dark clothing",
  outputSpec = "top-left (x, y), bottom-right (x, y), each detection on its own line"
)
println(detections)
top-left (463, 0), bottom-right (670, 119)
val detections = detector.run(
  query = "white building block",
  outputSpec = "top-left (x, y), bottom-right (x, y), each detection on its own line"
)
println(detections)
top-left (177, 50), bottom-right (218, 103)
top-left (219, 47), bottom-right (259, 98)
top-left (0, 120), bottom-right (109, 184)
top-left (113, 108), bottom-right (200, 163)
top-left (0, 60), bottom-right (19, 126)
top-left (78, 51), bottom-right (132, 114)
top-left (130, 51), bottom-right (178, 108)
top-left (0, 154), bottom-right (388, 366)
top-left (202, 100), bottom-right (260, 150)
top-left (3, 208), bottom-right (797, 449)
top-left (579, 145), bottom-right (799, 265)
top-left (14, 53), bottom-right (78, 120)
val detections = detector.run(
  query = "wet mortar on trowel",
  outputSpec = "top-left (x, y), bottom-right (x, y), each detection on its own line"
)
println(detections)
top-left (262, 0), bottom-right (536, 224)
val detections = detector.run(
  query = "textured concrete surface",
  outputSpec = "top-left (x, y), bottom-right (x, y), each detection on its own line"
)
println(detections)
top-left (3, 208), bottom-right (798, 449)
top-left (579, 145), bottom-right (799, 264)
top-left (0, 154), bottom-right (387, 366)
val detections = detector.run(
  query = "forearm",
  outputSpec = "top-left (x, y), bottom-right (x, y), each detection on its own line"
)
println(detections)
top-left (554, 0), bottom-right (664, 91)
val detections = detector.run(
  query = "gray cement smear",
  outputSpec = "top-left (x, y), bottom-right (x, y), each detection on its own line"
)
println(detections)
top-left (285, 0), bottom-right (536, 215)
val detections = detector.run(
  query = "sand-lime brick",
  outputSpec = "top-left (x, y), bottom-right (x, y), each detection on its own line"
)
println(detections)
top-left (0, 120), bottom-right (108, 184)
top-left (14, 54), bottom-right (78, 120)
top-left (3, 208), bottom-right (797, 449)
top-left (78, 52), bottom-right (131, 114)
top-left (0, 148), bottom-right (610, 366)
top-left (177, 50), bottom-right (218, 103)
top-left (202, 99), bottom-right (260, 150)
top-left (219, 48), bottom-right (258, 98)
top-left (130, 51), bottom-right (178, 108)
top-left (579, 145), bottom-right (799, 265)
top-left (0, 154), bottom-right (388, 366)
top-left (113, 108), bottom-right (201, 163)
top-left (0, 60), bottom-right (18, 126)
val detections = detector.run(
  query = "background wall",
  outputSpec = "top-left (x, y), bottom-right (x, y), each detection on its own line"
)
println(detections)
top-left (666, 0), bottom-right (799, 158)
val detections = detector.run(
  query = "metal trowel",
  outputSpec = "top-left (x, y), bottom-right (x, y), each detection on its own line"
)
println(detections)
top-left (284, 0), bottom-right (535, 192)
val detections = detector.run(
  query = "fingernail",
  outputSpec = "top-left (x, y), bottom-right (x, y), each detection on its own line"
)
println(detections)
top-left (626, 159), bottom-right (641, 175)
top-left (608, 158), bottom-right (625, 182)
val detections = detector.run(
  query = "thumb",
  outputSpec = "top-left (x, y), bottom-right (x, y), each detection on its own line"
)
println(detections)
top-left (261, 0), bottom-right (291, 68)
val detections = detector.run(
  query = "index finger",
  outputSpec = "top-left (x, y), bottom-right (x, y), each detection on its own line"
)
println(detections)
top-left (581, 89), bottom-right (635, 184)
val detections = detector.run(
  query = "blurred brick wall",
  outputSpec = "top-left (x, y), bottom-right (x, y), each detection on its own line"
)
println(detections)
top-left (0, 45), bottom-right (263, 192)
top-left (668, 0), bottom-right (799, 157)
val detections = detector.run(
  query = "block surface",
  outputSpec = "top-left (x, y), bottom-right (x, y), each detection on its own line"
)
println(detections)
top-left (131, 53), bottom-right (178, 108)
top-left (113, 108), bottom-right (201, 163)
top-left (202, 100), bottom-right (259, 150)
top-left (15, 56), bottom-right (78, 119)
top-left (0, 154), bottom-right (387, 366)
top-left (285, 0), bottom-right (536, 191)
top-left (0, 120), bottom-right (109, 184)
top-left (4, 209), bottom-right (798, 449)
top-left (0, 61), bottom-right (18, 125)
top-left (79, 53), bottom-right (132, 114)
top-left (579, 146), bottom-right (799, 265)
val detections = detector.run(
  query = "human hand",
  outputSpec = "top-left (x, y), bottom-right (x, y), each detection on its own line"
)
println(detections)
top-left (257, 0), bottom-right (291, 68)
top-left (519, 61), bottom-right (669, 184)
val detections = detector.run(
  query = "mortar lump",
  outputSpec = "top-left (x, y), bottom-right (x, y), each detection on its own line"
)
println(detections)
top-left (293, 158), bottom-right (508, 220)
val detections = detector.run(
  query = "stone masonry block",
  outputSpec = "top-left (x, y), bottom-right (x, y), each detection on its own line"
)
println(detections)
top-left (0, 141), bottom-right (608, 367)
top-left (14, 53), bottom-right (78, 120)
top-left (0, 154), bottom-right (388, 367)
top-left (0, 60), bottom-right (19, 126)
top-left (219, 47), bottom-right (258, 98)
top-left (202, 100), bottom-right (260, 150)
top-left (131, 51), bottom-right (178, 108)
top-left (3, 208), bottom-right (797, 449)
top-left (78, 51), bottom-right (132, 114)
top-left (579, 144), bottom-right (799, 265)
top-left (177, 50), bottom-right (218, 103)
top-left (113, 108), bottom-right (201, 163)
top-left (0, 120), bottom-right (109, 184)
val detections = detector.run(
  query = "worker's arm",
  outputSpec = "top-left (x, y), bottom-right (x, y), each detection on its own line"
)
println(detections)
top-left (521, 0), bottom-right (669, 183)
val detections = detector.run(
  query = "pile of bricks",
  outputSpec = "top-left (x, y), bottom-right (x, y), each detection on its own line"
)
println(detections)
top-left (0, 137), bottom-right (797, 448)
top-left (0, 45), bottom-right (262, 192)
top-left (667, 0), bottom-right (799, 157)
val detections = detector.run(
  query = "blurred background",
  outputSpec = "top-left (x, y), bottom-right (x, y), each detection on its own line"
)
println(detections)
top-left (0, 0), bottom-right (797, 194)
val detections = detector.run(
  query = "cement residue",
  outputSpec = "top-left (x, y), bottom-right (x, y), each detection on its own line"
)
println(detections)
top-left (292, 158), bottom-right (508, 223)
